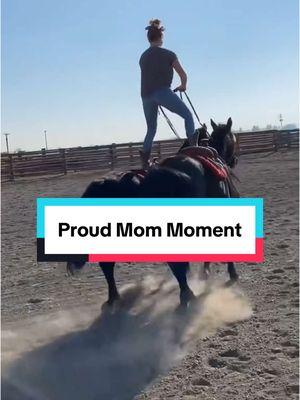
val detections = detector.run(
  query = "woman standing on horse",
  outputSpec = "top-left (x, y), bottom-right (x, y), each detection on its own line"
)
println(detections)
top-left (139, 19), bottom-right (197, 168)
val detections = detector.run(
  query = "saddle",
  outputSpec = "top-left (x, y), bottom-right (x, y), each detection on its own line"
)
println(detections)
top-left (177, 146), bottom-right (239, 197)
top-left (179, 146), bottom-right (229, 181)
top-left (126, 146), bottom-right (227, 182)
top-left (122, 146), bottom-right (239, 197)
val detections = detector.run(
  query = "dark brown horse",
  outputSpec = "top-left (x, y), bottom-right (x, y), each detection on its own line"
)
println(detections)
top-left (67, 117), bottom-right (239, 307)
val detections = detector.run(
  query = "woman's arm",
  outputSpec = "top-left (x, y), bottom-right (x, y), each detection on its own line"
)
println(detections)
top-left (172, 59), bottom-right (187, 92)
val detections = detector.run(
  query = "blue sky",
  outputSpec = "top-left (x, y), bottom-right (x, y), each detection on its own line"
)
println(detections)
top-left (2, 0), bottom-right (299, 151)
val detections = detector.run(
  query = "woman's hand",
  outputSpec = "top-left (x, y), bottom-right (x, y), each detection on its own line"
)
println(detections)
top-left (174, 84), bottom-right (186, 92)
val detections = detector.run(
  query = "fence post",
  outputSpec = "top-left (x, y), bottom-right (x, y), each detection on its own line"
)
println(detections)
top-left (60, 149), bottom-right (67, 175)
top-left (273, 131), bottom-right (279, 151)
top-left (110, 143), bottom-right (117, 170)
top-left (236, 134), bottom-right (241, 156)
top-left (287, 132), bottom-right (291, 148)
top-left (8, 154), bottom-right (15, 181)
top-left (129, 142), bottom-right (133, 166)
top-left (157, 142), bottom-right (161, 159)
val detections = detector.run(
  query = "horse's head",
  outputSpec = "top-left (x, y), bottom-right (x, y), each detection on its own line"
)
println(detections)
top-left (209, 117), bottom-right (238, 168)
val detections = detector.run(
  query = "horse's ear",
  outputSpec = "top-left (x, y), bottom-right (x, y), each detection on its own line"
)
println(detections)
top-left (210, 119), bottom-right (218, 131)
top-left (227, 117), bottom-right (232, 130)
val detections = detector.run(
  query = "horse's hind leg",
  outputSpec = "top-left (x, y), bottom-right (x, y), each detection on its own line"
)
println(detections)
top-left (66, 261), bottom-right (86, 275)
top-left (227, 262), bottom-right (238, 283)
top-left (168, 262), bottom-right (195, 307)
top-left (99, 262), bottom-right (120, 306)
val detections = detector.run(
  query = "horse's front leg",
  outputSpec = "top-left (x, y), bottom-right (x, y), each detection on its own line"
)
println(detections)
top-left (227, 262), bottom-right (238, 283)
top-left (203, 262), bottom-right (211, 279)
top-left (168, 262), bottom-right (195, 307)
top-left (99, 262), bottom-right (120, 306)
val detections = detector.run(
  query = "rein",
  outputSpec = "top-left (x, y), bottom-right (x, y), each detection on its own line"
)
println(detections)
top-left (158, 106), bottom-right (181, 139)
top-left (178, 91), bottom-right (207, 132)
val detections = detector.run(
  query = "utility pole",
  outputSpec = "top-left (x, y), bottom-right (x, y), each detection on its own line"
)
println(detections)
top-left (3, 133), bottom-right (10, 153)
top-left (44, 130), bottom-right (48, 150)
top-left (279, 114), bottom-right (283, 129)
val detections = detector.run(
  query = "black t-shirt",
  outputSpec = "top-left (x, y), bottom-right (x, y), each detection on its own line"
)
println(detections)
top-left (139, 46), bottom-right (177, 98)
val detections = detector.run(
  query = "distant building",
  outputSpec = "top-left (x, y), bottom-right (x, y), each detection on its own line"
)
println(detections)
top-left (282, 123), bottom-right (298, 130)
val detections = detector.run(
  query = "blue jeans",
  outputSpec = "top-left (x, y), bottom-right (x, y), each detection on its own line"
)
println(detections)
top-left (142, 87), bottom-right (195, 152)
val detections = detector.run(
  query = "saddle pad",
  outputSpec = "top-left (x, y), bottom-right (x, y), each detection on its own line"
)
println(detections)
top-left (179, 146), bottom-right (228, 181)
top-left (197, 156), bottom-right (228, 181)
top-left (179, 145), bottom-right (218, 160)
top-left (127, 147), bottom-right (228, 182)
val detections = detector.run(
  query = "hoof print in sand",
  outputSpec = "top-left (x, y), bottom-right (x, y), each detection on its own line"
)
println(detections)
top-left (191, 377), bottom-right (211, 387)
top-left (227, 362), bottom-right (248, 373)
top-left (285, 384), bottom-right (299, 395)
top-left (277, 243), bottom-right (289, 249)
top-left (218, 329), bottom-right (238, 338)
top-left (285, 349), bottom-right (299, 359)
top-left (219, 348), bottom-right (240, 358)
top-left (208, 357), bottom-right (226, 369)
top-left (263, 368), bottom-right (280, 376)
top-left (270, 347), bottom-right (282, 354)
top-left (272, 269), bottom-right (285, 274)
top-left (27, 298), bottom-right (45, 304)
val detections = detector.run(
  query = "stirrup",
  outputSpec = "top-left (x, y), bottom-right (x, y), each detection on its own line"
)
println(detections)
top-left (188, 131), bottom-right (199, 147)
top-left (139, 150), bottom-right (151, 170)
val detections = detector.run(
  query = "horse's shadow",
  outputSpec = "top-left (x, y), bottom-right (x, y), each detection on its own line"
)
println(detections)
top-left (2, 282), bottom-right (210, 400)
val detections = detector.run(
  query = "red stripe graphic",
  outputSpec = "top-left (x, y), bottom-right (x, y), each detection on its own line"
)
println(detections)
top-left (88, 238), bottom-right (263, 263)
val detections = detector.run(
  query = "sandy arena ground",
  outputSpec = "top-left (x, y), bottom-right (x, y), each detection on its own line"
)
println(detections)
top-left (1, 150), bottom-right (299, 400)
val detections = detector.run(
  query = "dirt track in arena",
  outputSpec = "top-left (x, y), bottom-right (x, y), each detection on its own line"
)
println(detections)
top-left (1, 150), bottom-right (299, 400)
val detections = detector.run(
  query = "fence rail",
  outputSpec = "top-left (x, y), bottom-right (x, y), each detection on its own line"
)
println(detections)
top-left (1, 129), bottom-right (299, 182)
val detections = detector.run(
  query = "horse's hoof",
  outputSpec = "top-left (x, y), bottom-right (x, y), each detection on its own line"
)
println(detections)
top-left (225, 276), bottom-right (239, 287)
top-left (66, 262), bottom-right (79, 276)
top-left (180, 288), bottom-right (196, 307)
top-left (101, 294), bottom-right (121, 311)
top-left (175, 303), bottom-right (188, 315)
top-left (66, 261), bottom-right (85, 276)
top-left (202, 269), bottom-right (210, 281)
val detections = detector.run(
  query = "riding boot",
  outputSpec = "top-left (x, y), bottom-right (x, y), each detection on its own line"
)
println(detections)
top-left (139, 150), bottom-right (151, 170)
top-left (188, 130), bottom-right (199, 147)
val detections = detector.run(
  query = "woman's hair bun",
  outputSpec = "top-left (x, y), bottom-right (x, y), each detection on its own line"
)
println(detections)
top-left (145, 18), bottom-right (165, 31)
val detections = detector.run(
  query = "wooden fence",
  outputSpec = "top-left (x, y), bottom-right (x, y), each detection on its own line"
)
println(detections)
top-left (1, 129), bottom-right (299, 182)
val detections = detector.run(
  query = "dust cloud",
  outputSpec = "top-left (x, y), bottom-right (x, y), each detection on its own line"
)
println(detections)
top-left (2, 275), bottom-right (252, 400)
